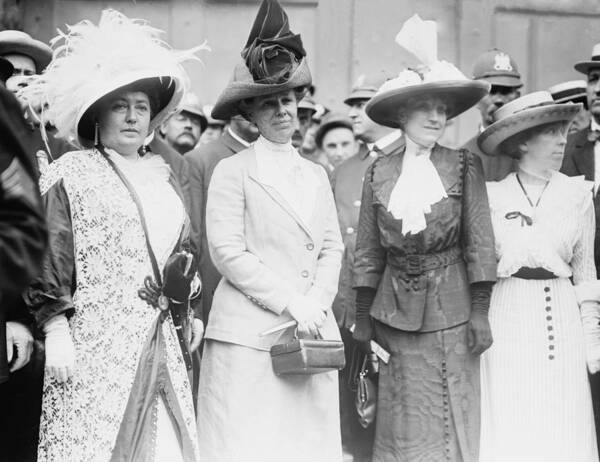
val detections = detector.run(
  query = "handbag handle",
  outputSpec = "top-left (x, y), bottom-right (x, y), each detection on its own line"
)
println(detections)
top-left (293, 327), bottom-right (323, 340)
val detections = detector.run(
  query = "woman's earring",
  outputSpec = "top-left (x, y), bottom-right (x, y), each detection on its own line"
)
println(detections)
top-left (94, 122), bottom-right (99, 146)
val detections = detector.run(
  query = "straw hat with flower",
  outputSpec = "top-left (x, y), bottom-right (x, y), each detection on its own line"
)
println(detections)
top-left (365, 15), bottom-right (490, 128)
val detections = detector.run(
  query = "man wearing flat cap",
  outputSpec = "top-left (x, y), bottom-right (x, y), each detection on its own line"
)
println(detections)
top-left (0, 30), bottom-right (72, 173)
top-left (316, 112), bottom-right (356, 171)
top-left (561, 44), bottom-right (600, 452)
top-left (334, 72), bottom-right (404, 462)
top-left (463, 48), bottom-right (523, 180)
top-left (159, 92), bottom-right (207, 155)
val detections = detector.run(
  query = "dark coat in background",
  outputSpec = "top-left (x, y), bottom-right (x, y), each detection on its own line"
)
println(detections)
top-left (463, 134), bottom-right (516, 182)
top-left (185, 129), bottom-right (247, 324)
top-left (148, 135), bottom-right (190, 210)
top-left (0, 86), bottom-right (47, 462)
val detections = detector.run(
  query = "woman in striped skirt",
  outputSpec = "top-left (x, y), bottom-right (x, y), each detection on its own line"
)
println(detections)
top-left (477, 91), bottom-right (599, 462)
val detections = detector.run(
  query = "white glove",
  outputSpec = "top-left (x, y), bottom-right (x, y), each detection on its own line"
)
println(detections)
top-left (189, 318), bottom-right (204, 352)
top-left (5, 321), bottom-right (34, 372)
top-left (43, 314), bottom-right (75, 383)
top-left (581, 301), bottom-right (600, 374)
top-left (285, 295), bottom-right (328, 337)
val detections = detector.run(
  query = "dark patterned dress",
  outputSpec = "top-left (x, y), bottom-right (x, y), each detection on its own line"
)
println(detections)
top-left (353, 144), bottom-right (497, 462)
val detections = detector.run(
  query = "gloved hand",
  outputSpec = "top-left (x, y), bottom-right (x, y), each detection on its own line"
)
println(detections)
top-left (5, 321), bottom-right (34, 372)
top-left (285, 295), bottom-right (327, 337)
top-left (581, 301), bottom-right (600, 373)
top-left (163, 251), bottom-right (195, 303)
top-left (189, 318), bottom-right (204, 352)
top-left (468, 281), bottom-right (494, 355)
top-left (353, 287), bottom-right (376, 352)
top-left (43, 314), bottom-right (75, 383)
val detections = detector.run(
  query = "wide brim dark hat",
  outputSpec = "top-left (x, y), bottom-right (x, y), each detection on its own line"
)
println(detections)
top-left (0, 30), bottom-right (52, 73)
top-left (212, 58), bottom-right (311, 120)
top-left (0, 56), bottom-right (14, 82)
top-left (366, 80), bottom-right (490, 128)
top-left (478, 91), bottom-right (581, 157)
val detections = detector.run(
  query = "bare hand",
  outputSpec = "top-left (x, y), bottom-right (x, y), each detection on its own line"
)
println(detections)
top-left (6, 321), bottom-right (34, 372)
top-left (189, 318), bottom-right (204, 352)
top-left (467, 311), bottom-right (493, 355)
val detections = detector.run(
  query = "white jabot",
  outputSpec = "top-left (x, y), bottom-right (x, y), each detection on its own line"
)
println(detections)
top-left (254, 136), bottom-right (317, 225)
top-left (591, 118), bottom-right (600, 195)
top-left (387, 136), bottom-right (447, 235)
top-left (228, 126), bottom-right (252, 148)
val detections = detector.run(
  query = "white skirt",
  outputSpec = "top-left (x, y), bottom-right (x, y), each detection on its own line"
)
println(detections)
top-left (196, 340), bottom-right (342, 462)
top-left (480, 277), bottom-right (598, 462)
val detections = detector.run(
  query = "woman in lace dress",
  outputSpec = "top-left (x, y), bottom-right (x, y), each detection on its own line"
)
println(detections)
top-left (23, 11), bottom-right (205, 461)
top-left (477, 91), bottom-right (599, 461)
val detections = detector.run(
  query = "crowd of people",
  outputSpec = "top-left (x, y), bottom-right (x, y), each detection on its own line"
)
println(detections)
top-left (2, 1), bottom-right (600, 461)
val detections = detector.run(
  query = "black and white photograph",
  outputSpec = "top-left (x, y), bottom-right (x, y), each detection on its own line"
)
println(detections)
top-left (1, 0), bottom-right (600, 461)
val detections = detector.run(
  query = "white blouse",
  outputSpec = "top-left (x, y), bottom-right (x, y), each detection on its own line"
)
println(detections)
top-left (254, 135), bottom-right (318, 225)
top-left (487, 171), bottom-right (595, 283)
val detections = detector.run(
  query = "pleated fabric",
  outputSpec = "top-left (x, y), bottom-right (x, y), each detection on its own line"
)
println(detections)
top-left (480, 277), bottom-right (598, 462)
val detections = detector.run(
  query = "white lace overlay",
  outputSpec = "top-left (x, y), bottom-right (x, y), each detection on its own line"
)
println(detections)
top-left (487, 172), bottom-right (596, 282)
top-left (37, 149), bottom-right (198, 462)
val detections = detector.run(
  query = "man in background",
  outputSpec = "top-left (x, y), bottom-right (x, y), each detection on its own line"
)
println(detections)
top-left (159, 92), bottom-right (207, 155)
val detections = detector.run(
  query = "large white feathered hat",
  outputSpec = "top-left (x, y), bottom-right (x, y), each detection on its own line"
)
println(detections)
top-left (21, 9), bottom-right (208, 147)
top-left (366, 15), bottom-right (489, 128)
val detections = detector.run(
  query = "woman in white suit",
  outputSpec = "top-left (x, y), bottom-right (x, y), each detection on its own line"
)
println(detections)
top-left (196, 2), bottom-right (344, 461)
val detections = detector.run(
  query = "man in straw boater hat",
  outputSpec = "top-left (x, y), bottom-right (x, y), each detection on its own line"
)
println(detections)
top-left (476, 91), bottom-right (599, 461)
top-left (351, 14), bottom-right (496, 462)
top-left (20, 9), bottom-right (208, 460)
top-left (561, 41), bottom-right (600, 454)
top-left (549, 79), bottom-right (589, 135)
top-left (463, 48), bottom-right (524, 181)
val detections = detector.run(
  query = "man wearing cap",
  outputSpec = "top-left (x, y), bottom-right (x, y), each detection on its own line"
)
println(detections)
top-left (198, 105), bottom-right (226, 145)
top-left (159, 92), bottom-right (207, 155)
top-left (0, 30), bottom-right (71, 172)
top-left (561, 44), bottom-right (600, 451)
top-left (315, 112), bottom-right (357, 170)
top-left (463, 48), bottom-right (523, 181)
top-left (292, 93), bottom-right (317, 151)
top-left (549, 80), bottom-right (590, 135)
top-left (185, 113), bottom-right (259, 327)
top-left (334, 73), bottom-right (403, 462)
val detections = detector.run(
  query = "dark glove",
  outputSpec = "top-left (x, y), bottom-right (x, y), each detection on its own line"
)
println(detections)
top-left (353, 287), bottom-right (376, 352)
top-left (162, 251), bottom-right (195, 303)
top-left (468, 281), bottom-right (494, 355)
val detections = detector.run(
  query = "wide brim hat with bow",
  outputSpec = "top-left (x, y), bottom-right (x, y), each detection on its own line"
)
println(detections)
top-left (212, 0), bottom-right (312, 121)
top-left (366, 15), bottom-right (490, 129)
top-left (477, 91), bottom-right (581, 157)
top-left (21, 9), bottom-right (207, 148)
top-left (0, 30), bottom-right (52, 73)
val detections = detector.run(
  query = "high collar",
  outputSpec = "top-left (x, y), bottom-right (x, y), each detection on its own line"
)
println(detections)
top-left (255, 135), bottom-right (294, 155)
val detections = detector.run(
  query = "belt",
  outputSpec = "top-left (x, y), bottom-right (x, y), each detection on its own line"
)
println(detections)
top-left (512, 267), bottom-right (558, 280)
top-left (388, 246), bottom-right (463, 277)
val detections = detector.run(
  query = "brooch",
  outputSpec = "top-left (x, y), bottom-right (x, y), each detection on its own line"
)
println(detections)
top-left (505, 211), bottom-right (532, 226)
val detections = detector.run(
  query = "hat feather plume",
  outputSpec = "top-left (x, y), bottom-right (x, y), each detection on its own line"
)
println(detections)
top-left (21, 9), bottom-right (209, 145)
top-left (395, 14), bottom-right (438, 68)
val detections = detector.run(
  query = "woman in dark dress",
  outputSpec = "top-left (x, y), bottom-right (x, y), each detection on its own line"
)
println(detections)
top-left (352, 15), bottom-right (497, 462)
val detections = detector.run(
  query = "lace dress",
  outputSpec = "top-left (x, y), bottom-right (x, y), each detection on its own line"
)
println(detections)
top-left (27, 149), bottom-right (199, 462)
top-left (480, 171), bottom-right (598, 462)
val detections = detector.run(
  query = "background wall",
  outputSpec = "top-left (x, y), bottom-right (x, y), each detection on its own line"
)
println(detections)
top-left (5, 0), bottom-right (600, 145)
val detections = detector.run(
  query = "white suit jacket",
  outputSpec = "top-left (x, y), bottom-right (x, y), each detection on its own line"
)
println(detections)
top-left (205, 146), bottom-right (344, 351)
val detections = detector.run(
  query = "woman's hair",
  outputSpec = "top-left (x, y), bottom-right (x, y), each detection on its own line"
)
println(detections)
top-left (395, 95), bottom-right (452, 130)
top-left (96, 79), bottom-right (161, 118)
top-left (237, 86), bottom-right (307, 122)
top-left (498, 121), bottom-right (569, 159)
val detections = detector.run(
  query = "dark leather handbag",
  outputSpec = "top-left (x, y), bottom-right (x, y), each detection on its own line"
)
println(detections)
top-left (270, 332), bottom-right (345, 376)
top-left (355, 354), bottom-right (378, 428)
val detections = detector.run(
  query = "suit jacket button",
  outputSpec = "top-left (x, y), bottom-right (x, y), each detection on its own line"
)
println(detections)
top-left (301, 270), bottom-right (309, 278)
top-left (306, 243), bottom-right (314, 251)
top-left (346, 227), bottom-right (355, 234)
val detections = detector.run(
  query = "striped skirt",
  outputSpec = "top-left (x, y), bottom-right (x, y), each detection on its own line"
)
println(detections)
top-left (480, 277), bottom-right (598, 462)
